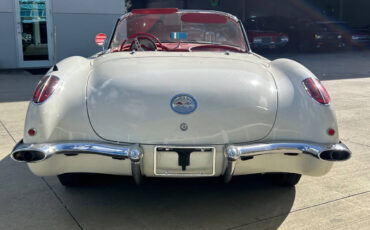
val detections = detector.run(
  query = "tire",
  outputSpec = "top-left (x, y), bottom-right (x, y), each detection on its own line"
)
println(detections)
top-left (266, 173), bottom-right (301, 186)
top-left (57, 173), bottom-right (83, 187)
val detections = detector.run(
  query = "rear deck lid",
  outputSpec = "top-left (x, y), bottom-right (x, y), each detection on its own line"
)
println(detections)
top-left (87, 54), bottom-right (277, 145)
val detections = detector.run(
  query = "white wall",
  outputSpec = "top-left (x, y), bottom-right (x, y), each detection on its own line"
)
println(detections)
top-left (0, 0), bottom-right (17, 69)
top-left (52, 0), bottom-right (125, 14)
top-left (0, 0), bottom-right (13, 12)
top-left (0, 0), bottom-right (126, 69)
top-left (51, 0), bottom-right (126, 61)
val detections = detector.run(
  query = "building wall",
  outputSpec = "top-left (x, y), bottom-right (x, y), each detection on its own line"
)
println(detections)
top-left (146, 0), bottom-right (185, 8)
top-left (0, 0), bottom-right (17, 69)
top-left (0, 0), bottom-right (126, 69)
top-left (51, 0), bottom-right (126, 61)
top-left (342, 0), bottom-right (370, 26)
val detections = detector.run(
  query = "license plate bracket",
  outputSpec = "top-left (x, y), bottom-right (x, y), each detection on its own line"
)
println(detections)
top-left (154, 146), bottom-right (216, 176)
top-left (175, 148), bottom-right (192, 171)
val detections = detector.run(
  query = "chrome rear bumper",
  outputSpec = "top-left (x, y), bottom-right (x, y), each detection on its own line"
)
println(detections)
top-left (223, 142), bottom-right (351, 182)
top-left (11, 140), bottom-right (143, 184)
top-left (11, 140), bottom-right (351, 184)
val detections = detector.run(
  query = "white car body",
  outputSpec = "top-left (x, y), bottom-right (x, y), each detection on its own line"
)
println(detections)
top-left (11, 9), bottom-right (351, 185)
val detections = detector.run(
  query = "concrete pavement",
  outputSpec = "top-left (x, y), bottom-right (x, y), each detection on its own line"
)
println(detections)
top-left (0, 51), bottom-right (369, 230)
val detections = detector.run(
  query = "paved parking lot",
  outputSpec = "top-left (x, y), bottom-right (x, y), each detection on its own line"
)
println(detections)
top-left (0, 50), bottom-right (369, 230)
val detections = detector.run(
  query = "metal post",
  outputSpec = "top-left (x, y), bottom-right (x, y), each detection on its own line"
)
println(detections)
top-left (339, 0), bottom-right (344, 20)
top-left (53, 26), bottom-right (56, 66)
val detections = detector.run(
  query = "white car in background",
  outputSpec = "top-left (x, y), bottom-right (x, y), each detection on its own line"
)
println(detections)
top-left (11, 9), bottom-right (351, 187)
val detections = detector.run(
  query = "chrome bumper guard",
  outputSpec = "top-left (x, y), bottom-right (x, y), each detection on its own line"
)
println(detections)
top-left (11, 140), bottom-right (351, 184)
top-left (223, 142), bottom-right (351, 182)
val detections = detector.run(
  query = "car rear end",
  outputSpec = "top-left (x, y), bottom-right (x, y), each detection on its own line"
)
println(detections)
top-left (10, 53), bottom-right (351, 185)
top-left (10, 10), bottom-right (351, 186)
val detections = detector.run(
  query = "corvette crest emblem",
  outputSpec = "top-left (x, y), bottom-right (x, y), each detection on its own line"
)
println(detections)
top-left (170, 94), bottom-right (197, 114)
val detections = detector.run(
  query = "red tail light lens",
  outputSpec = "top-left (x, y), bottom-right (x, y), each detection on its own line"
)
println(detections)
top-left (328, 128), bottom-right (335, 136)
top-left (28, 128), bottom-right (37, 136)
top-left (303, 78), bottom-right (330, 104)
top-left (33, 75), bottom-right (60, 104)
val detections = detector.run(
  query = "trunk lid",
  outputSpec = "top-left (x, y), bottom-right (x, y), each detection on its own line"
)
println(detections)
top-left (87, 53), bottom-right (277, 144)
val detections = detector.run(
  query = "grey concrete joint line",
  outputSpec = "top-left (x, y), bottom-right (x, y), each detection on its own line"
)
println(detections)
top-left (290, 190), bottom-right (370, 214)
top-left (1, 118), bottom-right (83, 229)
top-left (226, 190), bottom-right (370, 230)
top-left (341, 138), bottom-right (370, 148)
top-left (41, 177), bottom-right (84, 230)
top-left (0, 120), bottom-right (16, 143)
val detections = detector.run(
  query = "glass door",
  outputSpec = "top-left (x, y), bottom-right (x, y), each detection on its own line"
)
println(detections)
top-left (15, 0), bottom-right (54, 68)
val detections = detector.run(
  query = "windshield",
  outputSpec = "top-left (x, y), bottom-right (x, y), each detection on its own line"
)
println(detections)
top-left (110, 10), bottom-right (247, 52)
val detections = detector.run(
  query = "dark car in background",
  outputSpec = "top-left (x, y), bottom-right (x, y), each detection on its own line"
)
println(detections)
top-left (243, 17), bottom-right (289, 50)
top-left (245, 16), bottom-right (307, 51)
top-left (350, 25), bottom-right (370, 48)
top-left (251, 17), bottom-right (361, 52)
top-left (290, 21), bottom-right (348, 51)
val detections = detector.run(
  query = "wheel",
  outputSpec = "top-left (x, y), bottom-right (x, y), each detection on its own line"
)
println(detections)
top-left (266, 173), bottom-right (301, 186)
top-left (57, 173), bottom-right (84, 187)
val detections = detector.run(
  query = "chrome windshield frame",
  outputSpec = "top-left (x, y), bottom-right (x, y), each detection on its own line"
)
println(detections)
top-left (239, 19), bottom-right (252, 53)
top-left (107, 18), bottom-right (121, 50)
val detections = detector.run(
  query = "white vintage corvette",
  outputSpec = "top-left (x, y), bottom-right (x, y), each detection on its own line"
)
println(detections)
top-left (11, 9), bottom-right (351, 186)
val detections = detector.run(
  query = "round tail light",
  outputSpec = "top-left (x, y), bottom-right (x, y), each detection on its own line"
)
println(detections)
top-left (28, 128), bottom-right (36, 136)
top-left (328, 128), bottom-right (335, 136)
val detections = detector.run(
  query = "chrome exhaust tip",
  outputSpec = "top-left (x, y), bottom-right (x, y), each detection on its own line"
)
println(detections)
top-left (11, 150), bottom-right (46, 163)
top-left (319, 150), bottom-right (351, 161)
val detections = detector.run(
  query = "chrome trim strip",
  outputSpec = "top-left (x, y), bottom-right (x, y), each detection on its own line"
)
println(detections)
top-left (239, 20), bottom-right (252, 53)
top-left (32, 75), bottom-right (63, 106)
top-left (37, 75), bottom-right (50, 102)
top-left (301, 79), bottom-right (331, 106)
top-left (107, 18), bottom-right (120, 50)
top-left (153, 146), bottom-right (216, 177)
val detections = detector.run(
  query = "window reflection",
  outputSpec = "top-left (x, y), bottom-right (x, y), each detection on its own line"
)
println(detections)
top-left (20, 0), bottom-right (49, 61)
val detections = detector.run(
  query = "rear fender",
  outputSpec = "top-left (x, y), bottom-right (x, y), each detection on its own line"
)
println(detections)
top-left (264, 58), bottom-right (339, 143)
top-left (23, 56), bottom-right (99, 144)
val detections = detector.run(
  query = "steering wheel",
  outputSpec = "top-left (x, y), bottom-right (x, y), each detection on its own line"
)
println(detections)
top-left (119, 33), bottom-right (165, 51)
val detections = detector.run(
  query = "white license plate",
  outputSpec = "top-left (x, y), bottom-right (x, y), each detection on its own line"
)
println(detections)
top-left (154, 146), bottom-right (216, 176)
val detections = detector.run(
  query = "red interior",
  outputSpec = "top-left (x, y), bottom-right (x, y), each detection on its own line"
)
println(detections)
top-left (181, 13), bottom-right (227, 24)
top-left (132, 8), bottom-right (178, 15)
